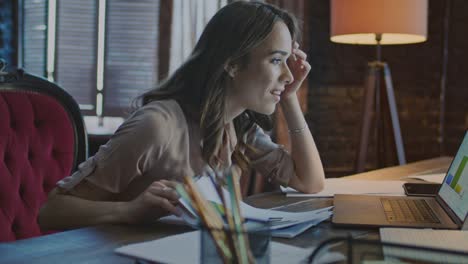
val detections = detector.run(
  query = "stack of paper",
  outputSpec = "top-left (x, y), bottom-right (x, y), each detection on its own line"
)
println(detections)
top-left (380, 228), bottom-right (468, 263)
top-left (381, 228), bottom-right (468, 252)
top-left (162, 176), bottom-right (333, 238)
top-left (281, 178), bottom-right (406, 197)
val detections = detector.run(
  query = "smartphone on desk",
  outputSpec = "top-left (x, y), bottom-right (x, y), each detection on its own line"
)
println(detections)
top-left (403, 183), bottom-right (441, 197)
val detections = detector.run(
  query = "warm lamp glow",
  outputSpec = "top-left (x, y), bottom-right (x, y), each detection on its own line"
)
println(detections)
top-left (331, 0), bottom-right (428, 45)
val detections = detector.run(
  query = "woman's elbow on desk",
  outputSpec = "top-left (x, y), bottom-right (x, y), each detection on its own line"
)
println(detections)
top-left (289, 171), bottom-right (325, 194)
top-left (302, 179), bottom-right (325, 194)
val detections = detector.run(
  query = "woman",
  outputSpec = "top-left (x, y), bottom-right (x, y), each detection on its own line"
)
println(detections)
top-left (39, 1), bottom-right (324, 230)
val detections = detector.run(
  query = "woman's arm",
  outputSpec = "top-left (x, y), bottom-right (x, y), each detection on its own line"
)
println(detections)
top-left (38, 187), bottom-right (127, 230)
top-left (280, 95), bottom-right (324, 194)
top-left (39, 102), bottom-right (185, 230)
top-left (279, 42), bottom-right (325, 193)
top-left (39, 180), bottom-right (180, 231)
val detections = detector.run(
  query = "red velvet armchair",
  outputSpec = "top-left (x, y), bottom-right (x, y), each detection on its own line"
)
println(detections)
top-left (0, 68), bottom-right (88, 241)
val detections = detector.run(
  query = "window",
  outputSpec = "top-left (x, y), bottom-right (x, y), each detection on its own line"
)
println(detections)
top-left (103, 0), bottom-right (159, 116)
top-left (21, 0), bottom-right (161, 125)
top-left (22, 0), bottom-right (47, 76)
top-left (55, 0), bottom-right (97, 113)
top-left (0, 1), bottom-right (15, 70)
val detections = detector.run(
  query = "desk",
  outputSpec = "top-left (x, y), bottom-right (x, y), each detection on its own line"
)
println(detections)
top-left (0, 157), bottom-right (452, 264)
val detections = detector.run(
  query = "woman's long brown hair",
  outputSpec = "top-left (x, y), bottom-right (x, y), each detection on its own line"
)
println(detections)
top-left (135, 1), bottom-right (299, 170)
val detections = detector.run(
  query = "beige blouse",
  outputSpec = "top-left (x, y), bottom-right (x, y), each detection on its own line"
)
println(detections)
top-left (57, 100), bottom-right (295, 198)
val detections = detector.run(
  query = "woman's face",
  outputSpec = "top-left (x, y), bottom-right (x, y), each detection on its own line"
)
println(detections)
top-left (226, 21), bottom-right (294, 116)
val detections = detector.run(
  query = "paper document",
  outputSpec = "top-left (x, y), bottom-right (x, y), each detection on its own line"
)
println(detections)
top-left (160, 209), bottom-right (332, 239)
top-left (282, 178), bottom-right (406, 197)
top-left (405, 173), bottom-right (446, 184)
top-left (270, 213), bottom-right (331, 238)
top-left (115, 231), bottom-right (345, 264)
top-left (183, 176), bottom-right (333, 230)
top-left (380, 228), bottom-right (468, 252)
top-left (380, 228), bottom-right (468, 263)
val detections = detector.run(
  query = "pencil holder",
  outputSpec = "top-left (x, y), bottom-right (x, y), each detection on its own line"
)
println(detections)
top-left (200, 222), bottom-right (271, 264)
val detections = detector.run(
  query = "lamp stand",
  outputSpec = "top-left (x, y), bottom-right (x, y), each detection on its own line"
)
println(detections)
top-left (355, 36), bottom-right (406, 172)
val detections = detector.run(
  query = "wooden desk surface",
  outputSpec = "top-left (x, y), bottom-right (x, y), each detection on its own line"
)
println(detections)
top-left (0, 157), bottom-right (452, 264)
top-left (343, 156), bottom-right (452, 180)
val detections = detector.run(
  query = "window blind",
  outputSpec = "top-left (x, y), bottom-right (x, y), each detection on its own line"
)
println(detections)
top-left (22, 0), bottom-right (47, 77)
top-left (103, 0), bottom-right (160, 116)
top-left (21, 0), bottom-right (162, 118)
top-left (55, 0), bottom-right (97, 115)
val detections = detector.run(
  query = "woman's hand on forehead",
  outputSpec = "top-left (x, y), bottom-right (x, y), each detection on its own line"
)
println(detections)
top-left (291, 41), bottom-right (299, 60)
top-left (281, 41), bottom-right (311, 99)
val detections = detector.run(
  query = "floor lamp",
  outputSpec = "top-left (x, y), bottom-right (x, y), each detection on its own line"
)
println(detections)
top-left (330, 0), bottom-right (428, 172)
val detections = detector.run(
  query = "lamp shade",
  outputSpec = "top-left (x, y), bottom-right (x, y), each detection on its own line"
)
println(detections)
top-left (330, 0), bottom-right (428, 45)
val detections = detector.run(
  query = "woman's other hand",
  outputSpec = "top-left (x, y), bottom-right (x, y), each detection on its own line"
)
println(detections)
top-left (122, 180), bottom-right (181, 224)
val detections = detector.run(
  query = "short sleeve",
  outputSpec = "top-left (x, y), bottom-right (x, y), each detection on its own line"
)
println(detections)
top-left (244, 125), bottom-right (295, 187)
top-left (57, 102), bottom-right (174, 193)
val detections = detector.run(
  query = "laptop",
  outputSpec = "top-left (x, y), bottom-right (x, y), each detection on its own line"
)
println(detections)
top-left (333, 131), bottom-right (468, 229)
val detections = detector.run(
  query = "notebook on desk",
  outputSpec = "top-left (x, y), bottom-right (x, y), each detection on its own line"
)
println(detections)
top-left (333, 131), bottom-right (468, 229)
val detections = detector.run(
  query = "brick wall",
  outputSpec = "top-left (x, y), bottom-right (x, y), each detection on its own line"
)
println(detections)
top-left (306, 0), bottom-right (468, 177)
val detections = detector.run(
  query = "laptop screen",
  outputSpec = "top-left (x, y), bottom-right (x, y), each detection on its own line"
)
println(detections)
top-left (439, 132), bottom-right (468, 221)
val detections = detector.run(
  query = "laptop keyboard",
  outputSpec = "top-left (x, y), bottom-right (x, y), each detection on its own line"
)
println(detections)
top-left (380, 198), bottom-right (440, 223)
